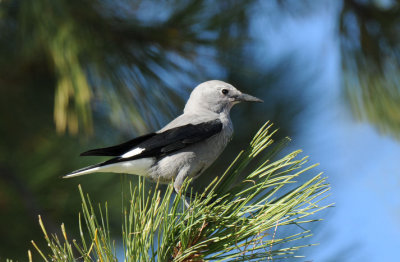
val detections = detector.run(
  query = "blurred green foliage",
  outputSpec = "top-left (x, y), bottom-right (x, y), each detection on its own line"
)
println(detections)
top-left (277, 0), bottom-right (400, 138)
top-left (341, 0), bottom-right (400, 139)
top-left (2, 0), bottom-right (252, 135)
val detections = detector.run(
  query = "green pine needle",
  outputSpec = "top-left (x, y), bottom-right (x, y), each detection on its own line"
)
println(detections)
top-left (32, 122), bottom-right (332, 261)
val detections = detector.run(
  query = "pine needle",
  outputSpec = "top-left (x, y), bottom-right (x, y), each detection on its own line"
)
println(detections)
top-left (31, 122), bottom-right (331, 261)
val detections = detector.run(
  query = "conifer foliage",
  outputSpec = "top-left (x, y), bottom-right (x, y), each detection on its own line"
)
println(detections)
top-left (31, 123), bottom-right (331, 261)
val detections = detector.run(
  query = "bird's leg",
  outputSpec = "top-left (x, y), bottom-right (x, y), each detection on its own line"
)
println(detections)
top-left (173, 181), bottom-right (189, 207)
top-left (174, 179), bottom-right (206, 201)
top-left (173, 182), bottom-right (182, 196)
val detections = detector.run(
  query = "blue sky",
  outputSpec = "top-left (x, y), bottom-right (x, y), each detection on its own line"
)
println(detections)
top-left (251, 2), bottom-right (400, 261)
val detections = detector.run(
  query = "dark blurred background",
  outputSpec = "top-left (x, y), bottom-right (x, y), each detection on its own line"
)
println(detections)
top-left (1, 0), bottom-right (400, 261)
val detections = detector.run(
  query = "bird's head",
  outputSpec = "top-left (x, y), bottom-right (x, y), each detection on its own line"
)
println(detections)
top-left (184, 80), bottom-right (263, 114)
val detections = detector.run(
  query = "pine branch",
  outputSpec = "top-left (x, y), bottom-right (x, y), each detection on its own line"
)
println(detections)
top-left (31, 122), bottom-right (332, 261)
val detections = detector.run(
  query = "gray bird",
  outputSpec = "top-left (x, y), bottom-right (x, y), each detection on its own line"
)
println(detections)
top-left (64, 80), bottom-right (263, 193)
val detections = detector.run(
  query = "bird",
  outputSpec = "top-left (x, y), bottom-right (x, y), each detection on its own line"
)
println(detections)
top-left (63, 80), bottom-right (263, 194)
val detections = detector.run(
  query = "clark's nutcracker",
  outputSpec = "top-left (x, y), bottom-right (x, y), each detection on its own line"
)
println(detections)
top-left (64, 80), bottom-right (263, 193)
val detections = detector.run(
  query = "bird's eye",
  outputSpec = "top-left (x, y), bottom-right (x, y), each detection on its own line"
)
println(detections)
top-left (221, 89), bottom-right (229, 95)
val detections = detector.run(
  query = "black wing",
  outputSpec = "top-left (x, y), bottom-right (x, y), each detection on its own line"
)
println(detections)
top-left (81, 119), bottom-right (223, 161)
top-left (131, 119), bottom-right (223, 159)
top-left (80, 133), bottom-right (157, 156)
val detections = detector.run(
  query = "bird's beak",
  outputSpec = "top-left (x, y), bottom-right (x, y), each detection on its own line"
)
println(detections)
top-left (235, 92), bottom-right (263, 103)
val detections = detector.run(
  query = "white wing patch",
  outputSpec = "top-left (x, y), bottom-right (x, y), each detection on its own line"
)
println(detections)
top-left (122, 147), bottom-right (145, 158)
